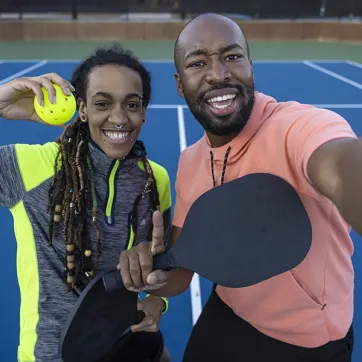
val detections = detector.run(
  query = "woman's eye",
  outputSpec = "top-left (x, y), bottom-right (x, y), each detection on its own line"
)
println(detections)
top-left (95, 101), bottom-right (109, 107)
top-left (127, 103), bottom-right (140, 109)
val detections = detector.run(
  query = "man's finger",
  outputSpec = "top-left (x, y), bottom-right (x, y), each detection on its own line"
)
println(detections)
top-left (151, 210), bottom-right (164, 255)
top-left (119, 253), bottom-right (133, 290)
top-left (129, 253), bottom-right (143, 289)
top-left (139, 250), bottom-right (153, 286)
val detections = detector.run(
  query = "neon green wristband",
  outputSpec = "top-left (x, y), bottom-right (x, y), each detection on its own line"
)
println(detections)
top-left (145, 294), bottom-right (169, 314)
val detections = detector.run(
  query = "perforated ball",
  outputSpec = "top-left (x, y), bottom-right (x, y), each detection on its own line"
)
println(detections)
top-left (34, 84), bottom-right (76, 125)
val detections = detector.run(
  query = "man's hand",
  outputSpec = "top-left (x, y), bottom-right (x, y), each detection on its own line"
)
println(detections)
top-left (131, 295), bottom-right (165, 333)
top-left (118, 210), bottom-right (169, 292)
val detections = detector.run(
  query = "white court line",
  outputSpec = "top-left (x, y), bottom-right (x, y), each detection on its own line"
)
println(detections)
top-left (0, 59), bottom-right (79, 63)
top-left (0, 59), bottom-right (350, 64)
top-left (177, 105), bottom-right (202, 326)
top-left (313, 104), bottom-right (362, 109)
top-left (303, 61), bottom-right (362, 90)
top-left (346, 60), bottom-right (362, 69)
top-left (177, 106), bottom-right (187, 151)
top-left (149, 104), bottom-right (187, 109)
top-left (0, 60), bottom-right (48, 84)
top-left (150, 103), bottom-right (362, 110)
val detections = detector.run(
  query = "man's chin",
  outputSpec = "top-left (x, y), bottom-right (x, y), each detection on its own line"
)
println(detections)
top-left (201, 108), bottom-right (246, 136)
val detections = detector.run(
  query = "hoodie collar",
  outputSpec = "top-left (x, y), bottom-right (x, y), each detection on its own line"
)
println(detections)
top-left (88, 138), bottom-right (146, 176)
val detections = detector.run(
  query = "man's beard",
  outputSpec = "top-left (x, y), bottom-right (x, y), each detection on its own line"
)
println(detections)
top-left (184, 82), bottom-right (255, 136)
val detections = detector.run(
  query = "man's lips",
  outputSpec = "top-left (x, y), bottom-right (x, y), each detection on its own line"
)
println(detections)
top-left (203, 88), bottom-right (240, 117)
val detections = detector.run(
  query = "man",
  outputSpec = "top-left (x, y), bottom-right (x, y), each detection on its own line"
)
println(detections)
top-left (118, 13), bottom-right (359, 361)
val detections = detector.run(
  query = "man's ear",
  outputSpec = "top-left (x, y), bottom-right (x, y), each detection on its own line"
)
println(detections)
top-left (174, 72), bottom-right (185, 98)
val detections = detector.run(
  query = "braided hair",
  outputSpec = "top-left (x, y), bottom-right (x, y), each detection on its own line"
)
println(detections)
top-left (47, 45), bottom-right (158, 291)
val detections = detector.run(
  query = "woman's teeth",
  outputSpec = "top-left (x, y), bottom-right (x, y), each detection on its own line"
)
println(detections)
top-left (104, 131), bottom-right (130, 140)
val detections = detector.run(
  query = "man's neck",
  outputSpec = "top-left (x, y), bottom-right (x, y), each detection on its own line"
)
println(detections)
top-left (206, 131), bottom-right (239, 148)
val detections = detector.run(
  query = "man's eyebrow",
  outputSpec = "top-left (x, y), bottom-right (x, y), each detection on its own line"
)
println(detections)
top-left (220, 43), bottom-right (244, 53)
top-left (185, 48), bottom-right (208, 61)
top-left (185, 43), bottom-right (244, 61)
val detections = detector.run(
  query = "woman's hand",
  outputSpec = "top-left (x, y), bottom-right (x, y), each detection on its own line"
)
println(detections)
top-left (0, 73), bottom-right (74, 125)
top-left (131, 295), bottom-right (166, 333)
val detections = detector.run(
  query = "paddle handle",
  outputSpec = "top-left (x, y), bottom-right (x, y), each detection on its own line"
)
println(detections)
top-left (152, 249), bottom-right (180, 271)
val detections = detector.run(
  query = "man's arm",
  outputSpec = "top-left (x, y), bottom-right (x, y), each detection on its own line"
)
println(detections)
top-left (307, 137), bottom-right (362, 234)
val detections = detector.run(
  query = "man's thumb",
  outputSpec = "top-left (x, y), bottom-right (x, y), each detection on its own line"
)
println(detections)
top-left (147, 270), bottom-right (167, 285)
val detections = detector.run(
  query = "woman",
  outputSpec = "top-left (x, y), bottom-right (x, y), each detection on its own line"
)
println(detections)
top-left (0, 45), bottom-right (171, 362)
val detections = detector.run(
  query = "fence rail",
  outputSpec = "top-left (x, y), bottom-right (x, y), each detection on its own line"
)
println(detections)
top-left (1, 0), bottom-right (361, 20)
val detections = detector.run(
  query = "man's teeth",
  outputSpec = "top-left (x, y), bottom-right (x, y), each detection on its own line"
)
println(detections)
top-left (207, 94), bottom-right (236, 104)
top-left (104, 131), bottom-right (130, 140)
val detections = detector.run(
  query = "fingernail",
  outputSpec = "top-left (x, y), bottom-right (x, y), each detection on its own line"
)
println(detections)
top-left (52, 96), bottom-right (56, 104)
top-left (65, 88), bottom-right (71, 95)
top-left (148, 275), bottom-right (157, 284)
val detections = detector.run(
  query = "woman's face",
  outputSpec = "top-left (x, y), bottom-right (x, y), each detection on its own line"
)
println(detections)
top-left (79, 64), bottom-right (146, 159)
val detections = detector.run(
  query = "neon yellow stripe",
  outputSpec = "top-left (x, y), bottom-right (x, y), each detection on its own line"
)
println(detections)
top-left (127, 224), bottom-right (135, 250)
top-left (15, 142), bottom-right (59, 191)
top-left (12, 143), bottom-right (59, 361)
top-left (11, 202), bottom-right (39, 362)
top-left (137, 160), bottom-right (171, 213)
top-left (145, 294), bottom-right (169, 314)
top-left (106, 160), bottom-right (120, 218)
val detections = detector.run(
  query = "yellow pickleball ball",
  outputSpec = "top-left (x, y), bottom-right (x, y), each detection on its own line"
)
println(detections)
top-left (34, 84), bottom-right (76, 125)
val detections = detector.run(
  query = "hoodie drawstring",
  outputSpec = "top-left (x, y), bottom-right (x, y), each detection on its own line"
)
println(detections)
top-left (210, 146), bottom-right (231, 187)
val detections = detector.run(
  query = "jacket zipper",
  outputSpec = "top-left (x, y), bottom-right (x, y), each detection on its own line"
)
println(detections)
top-left (105, 159), bottom-right (120, 225)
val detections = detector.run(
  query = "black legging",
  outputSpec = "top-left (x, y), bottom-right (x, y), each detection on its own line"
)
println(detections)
top-left (183, 289), bottom-right (354, 362)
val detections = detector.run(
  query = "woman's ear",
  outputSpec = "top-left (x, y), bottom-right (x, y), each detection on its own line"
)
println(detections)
top-left (142, 106), bottom-right (146, 123)
top-left (78, 98), bottom-right (88, 123)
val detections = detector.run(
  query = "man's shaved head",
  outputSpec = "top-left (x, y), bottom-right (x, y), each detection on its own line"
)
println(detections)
top-left (174, 13), bottom-right (250, 73)
top-left (172, 12), bottom-right (255, 145)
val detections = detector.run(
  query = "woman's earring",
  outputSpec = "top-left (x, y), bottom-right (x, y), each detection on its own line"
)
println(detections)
top-left (80, 115), bottom-right (88, 123)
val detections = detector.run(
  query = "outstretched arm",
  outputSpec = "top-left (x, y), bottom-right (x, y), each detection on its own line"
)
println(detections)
top-left (307, 137), bottom-right (362, 235)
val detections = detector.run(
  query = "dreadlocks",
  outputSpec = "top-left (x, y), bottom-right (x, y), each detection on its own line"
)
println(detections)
top-left (47, 45), bottom-right (156, 291)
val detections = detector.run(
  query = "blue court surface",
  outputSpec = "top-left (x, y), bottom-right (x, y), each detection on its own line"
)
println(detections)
top-left (0, 59), bottom-right (362, 361)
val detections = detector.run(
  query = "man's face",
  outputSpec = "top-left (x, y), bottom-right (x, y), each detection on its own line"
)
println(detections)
top-left (175, 16), bottom-right (255, 139)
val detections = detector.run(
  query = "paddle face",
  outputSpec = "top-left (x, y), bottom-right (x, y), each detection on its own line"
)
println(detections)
top-left (59, 270), bottom-right (141, 362)
top-left (104, 173), bottom-right (312, 292)
top-left (168, 172), bottom-right (312, 287)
